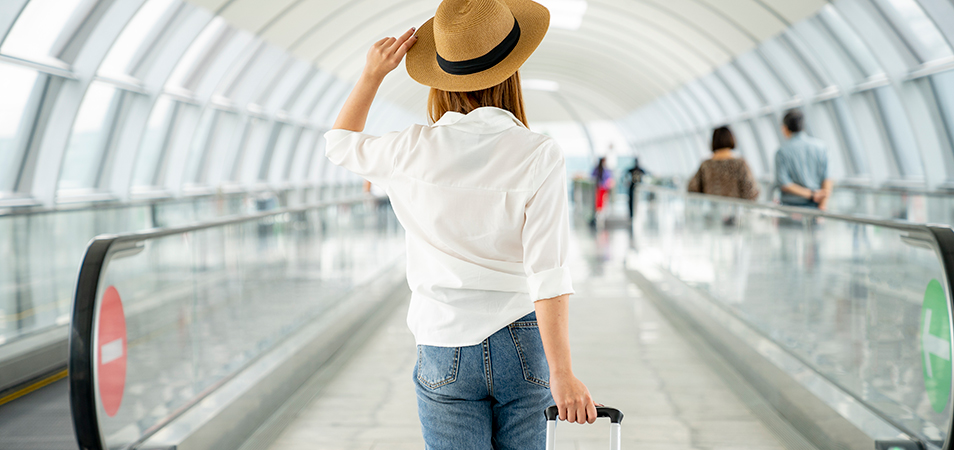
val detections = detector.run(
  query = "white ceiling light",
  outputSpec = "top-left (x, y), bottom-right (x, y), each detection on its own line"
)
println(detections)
top-left (535, 0), bottom-right (588, 31)
top-left (522, 79), bottom-right (560, 92)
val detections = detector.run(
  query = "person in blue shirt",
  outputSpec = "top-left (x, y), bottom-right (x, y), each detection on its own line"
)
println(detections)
top-left (775, 109), bottom-right (833, 210)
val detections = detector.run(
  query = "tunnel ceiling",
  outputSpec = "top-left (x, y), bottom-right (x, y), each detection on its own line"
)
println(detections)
top-left (183, 0), bottom-right (829, 123)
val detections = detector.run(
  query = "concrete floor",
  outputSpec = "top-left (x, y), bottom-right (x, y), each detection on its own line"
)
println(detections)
top-left (267, 229), bottom-right (788, 449)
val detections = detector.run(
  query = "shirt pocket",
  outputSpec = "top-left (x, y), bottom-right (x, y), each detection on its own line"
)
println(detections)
top-left (416, 345), bottom-right (461, 389)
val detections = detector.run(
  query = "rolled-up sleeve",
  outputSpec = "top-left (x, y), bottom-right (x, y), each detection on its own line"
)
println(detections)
top-left (324, 128), bottom-right (408, 188)
top-left (523, 147), bottom-right (574, 301)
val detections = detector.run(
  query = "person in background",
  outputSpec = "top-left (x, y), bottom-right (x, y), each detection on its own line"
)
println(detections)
top-left (688, 126), bottom-right (759, 201)
top-left (626, 158), bottom-right (647, 219)
top-left (775, 109), bottom-right (833, 210)
top-left (591, 157), bottom-right (613, 226)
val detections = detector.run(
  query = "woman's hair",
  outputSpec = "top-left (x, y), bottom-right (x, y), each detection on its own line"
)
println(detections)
top-left (428, 71), bottom-right (528, 126)
top-left (711, 126), bottom-right (736, 152)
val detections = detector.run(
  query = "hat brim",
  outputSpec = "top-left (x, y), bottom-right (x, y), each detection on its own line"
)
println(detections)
top-left (406, 0), bottom-right (549, 92)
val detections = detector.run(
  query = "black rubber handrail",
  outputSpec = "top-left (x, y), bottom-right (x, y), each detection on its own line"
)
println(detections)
top-left (638, 185), bottom-right (954, 450)
top-left (68, 194), bottom-right (380, 450)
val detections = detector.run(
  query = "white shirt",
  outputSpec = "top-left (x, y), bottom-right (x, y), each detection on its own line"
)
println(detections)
top-left (324, 107), bottom-right (573, 347)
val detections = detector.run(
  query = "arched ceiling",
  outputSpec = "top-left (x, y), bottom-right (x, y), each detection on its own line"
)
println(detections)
top-left (185, 0), bottom-right (829, 123)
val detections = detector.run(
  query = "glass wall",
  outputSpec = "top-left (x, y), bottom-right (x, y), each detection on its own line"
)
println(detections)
top-left (623, 0), bottom-right (954, 193)
top-left (0, 0), bottom-right (416, 207)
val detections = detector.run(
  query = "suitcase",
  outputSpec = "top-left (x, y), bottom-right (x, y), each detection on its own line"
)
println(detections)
top-left (545, 405), bottom-right (624, 450)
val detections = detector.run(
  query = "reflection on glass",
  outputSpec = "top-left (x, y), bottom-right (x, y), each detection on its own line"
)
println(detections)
top-left (0, 63), bottom-right (39, 192)
top-left (132, 97), bottom-right (176, 188)
top-left (59, 83), bottom-right (121, 192)
top-left (1, 0), bottom-right (84, 58)
top-left (634, 186), bottom-right (952, 444)
top-left (98, 0), bottom-right (177, 76)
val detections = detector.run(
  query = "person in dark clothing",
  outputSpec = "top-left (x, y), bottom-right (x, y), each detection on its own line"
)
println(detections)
top-left (626, 158), bottom-right (647, 219)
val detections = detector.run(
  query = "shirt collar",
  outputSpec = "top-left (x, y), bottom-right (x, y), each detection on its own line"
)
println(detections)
top-left (433, 107), bottom-right (527, 133)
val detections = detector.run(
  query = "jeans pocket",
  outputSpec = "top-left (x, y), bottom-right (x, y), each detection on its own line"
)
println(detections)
top-left (509, 322), bottom-right (550, 388)
top-left (416, 345), bottom-right (460, 389)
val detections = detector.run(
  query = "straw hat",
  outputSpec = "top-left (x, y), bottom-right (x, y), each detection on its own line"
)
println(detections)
top-left (406, 0), bottom-right (550, 92)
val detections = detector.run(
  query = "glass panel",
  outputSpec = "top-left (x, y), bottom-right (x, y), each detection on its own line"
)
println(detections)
top-left (734, 51), bottom-right (790, 105)
top-left (165, 17), bottom-right (227, 90)
top-left (132, 96), bottom-right (176, 187)
top-left (203, 112), bottom-right (241, 184)
top-left (181, 109), bottom-right (216, 185)
top-left (817, 4), bottom-right (883, 78)
top-left (872, 0), bottom-right (952, 62)
top-left (289, 129), bottom-right (319, 183)
top-left (268, 125), bottom-right (299, 183)
top-left (933, 71), bottom-right (954, 182)
top-left (98, 0), bottom-right (177, 76)
top-left (790, 19), bottom-right (859, 87)
top-left (633, 186), bottom-right (953, 445)
top-left (716, 65), bottom-right (763, 112)
top-left (753, 115), bottom-right (781, 176)
top-left (88, 200), bottom-right (404, 449)
top-left (684, 80), bottom-right (724, 122)
top-left (849, 92), bottom-right (896, 180)
top-left (0, 62), bottom-right (39, 192)
top-left (760, 38), bottom-right (818, 99)
top-left (835, 0), bottom-right (917, 74)
top-left (0, 190), bottom-right (290, 346)
top-left (1, 0), bottom-right (85, 58)
top-left (59, 83), bottom-right (121, 192)
top-left (237, 118), bottom-right (272, 183)
top-left (874, 86), bottom-right (926, 180)
top-left (699, 74), bottom-right (741, 117)
top-left (806, 101), bottom-right (848, 179)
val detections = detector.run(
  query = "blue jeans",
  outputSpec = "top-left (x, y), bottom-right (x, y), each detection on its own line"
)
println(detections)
top-left (414, 312), bottom-right (552, 449)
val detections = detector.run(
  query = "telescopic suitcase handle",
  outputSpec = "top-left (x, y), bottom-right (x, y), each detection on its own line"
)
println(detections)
top-left (545, 405), bottom-right (624, 450)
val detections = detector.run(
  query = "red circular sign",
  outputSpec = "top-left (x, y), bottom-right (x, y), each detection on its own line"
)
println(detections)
top-left (97, 286), bottom-right (126, 417)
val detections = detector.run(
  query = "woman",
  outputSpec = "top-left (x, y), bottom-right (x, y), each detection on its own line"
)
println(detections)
top-left (688, 126), bottom-right (760, 200)
top-left (592, 157), bottom-right (613, 217)
top-left (323, 0), bottom-right (597, 448)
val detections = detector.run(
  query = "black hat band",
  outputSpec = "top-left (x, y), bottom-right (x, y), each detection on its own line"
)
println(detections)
top-left (436, 17), bottom-right (521, 76)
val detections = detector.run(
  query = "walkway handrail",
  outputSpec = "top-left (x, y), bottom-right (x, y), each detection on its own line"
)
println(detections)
top-left (639, 183), bottom-right (939, 231)
top-left (68, 194), bottom-right (385, 450)
top-left (635, 184), bottom-right (954, 449)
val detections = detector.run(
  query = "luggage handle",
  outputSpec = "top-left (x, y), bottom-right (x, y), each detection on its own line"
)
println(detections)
top-left (545, 405), bottom-right (624, 450)
top-left (545, 405), bottom-right (623, 424)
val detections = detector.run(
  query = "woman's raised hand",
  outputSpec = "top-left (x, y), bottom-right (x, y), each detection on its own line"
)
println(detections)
top-left (364, 28), bottom-right (418, 81)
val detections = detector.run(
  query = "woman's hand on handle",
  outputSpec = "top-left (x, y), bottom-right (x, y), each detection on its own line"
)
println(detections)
top-left (550, 371), bottom-right (598, 424)
top-left (332, 28), bottom-right (417, 132)
top-left (534, 294), bottom-right (598, 424)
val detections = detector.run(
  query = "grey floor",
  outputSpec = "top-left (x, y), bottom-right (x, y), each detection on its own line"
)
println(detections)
top-left (268, 228), bottom-right (789, 449)
top-left (0, 377), bottom-right (77, 450)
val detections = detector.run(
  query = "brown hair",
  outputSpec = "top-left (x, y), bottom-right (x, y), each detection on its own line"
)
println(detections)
top-left (711, 126), bottom-right (736, 152)
top-left (428, 71), bottom-right (528, 127)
